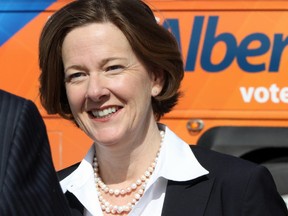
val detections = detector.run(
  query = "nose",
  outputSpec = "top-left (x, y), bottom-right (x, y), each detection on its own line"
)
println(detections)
top-left (85, 74), bottom-right (110, 102)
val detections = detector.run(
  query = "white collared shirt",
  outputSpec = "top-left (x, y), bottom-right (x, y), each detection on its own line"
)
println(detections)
top-left (60, 125), bottom-right (209, 216)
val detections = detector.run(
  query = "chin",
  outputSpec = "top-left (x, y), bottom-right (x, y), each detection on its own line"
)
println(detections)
top-left (92, 133), bottom-right (124, 146)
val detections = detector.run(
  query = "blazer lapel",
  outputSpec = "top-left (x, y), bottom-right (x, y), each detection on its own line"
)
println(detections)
top-left (65, 191), bottom-right (85, 216)
top-left (161, 175), bottom-right (214, 216)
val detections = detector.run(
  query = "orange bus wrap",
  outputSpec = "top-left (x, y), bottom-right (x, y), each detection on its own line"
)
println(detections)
top-left (1, 0), bottom-right (288, 170)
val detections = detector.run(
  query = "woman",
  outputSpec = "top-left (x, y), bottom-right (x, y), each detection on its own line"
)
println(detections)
top-left (38, 0), bottom-right (288, 215)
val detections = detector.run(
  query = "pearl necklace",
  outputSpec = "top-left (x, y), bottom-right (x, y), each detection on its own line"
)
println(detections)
top-left (93, 130), bottom-right (165, 215)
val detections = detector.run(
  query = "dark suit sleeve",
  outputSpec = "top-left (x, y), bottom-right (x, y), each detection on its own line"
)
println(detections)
top-left (242, 165), bottom-right (288, 216)
top-left (0, 98), bottom-right (71, 216)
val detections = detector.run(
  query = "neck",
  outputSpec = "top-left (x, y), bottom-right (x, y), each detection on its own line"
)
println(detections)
top-left (92, 128), bottom-right (165, 215)
top-left (94, 124), bottom-right (162, 185)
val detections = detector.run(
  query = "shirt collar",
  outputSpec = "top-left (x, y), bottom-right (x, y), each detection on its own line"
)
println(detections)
top-left (60, 146), bottom-right (95, 193)
top-left (60, 125), bottom-right (209, 214)
top-left (147, 125), bottom-right (209, 188)
top-left (61, 125), bottom-right (209, 191)
top-left (60, 146), bottom-right (102, 215)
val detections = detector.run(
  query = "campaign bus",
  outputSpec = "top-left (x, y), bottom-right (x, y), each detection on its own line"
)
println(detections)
top-left (1, 0), bottom-right (288, 177)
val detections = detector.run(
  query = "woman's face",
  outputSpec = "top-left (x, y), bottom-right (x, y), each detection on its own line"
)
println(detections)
top-left (62, 22), bottom-right (162, 146)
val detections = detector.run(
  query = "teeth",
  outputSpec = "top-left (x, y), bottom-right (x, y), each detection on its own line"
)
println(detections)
top-left (91, 107), bottom-right (117, 118)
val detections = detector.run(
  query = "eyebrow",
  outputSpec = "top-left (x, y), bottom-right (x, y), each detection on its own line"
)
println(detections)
top-left (64, 65), bottom-right (86, 73)
top-left (64, 57), bottom-right (127, 73)
top-left (99, 57), bottom-right (127, 67)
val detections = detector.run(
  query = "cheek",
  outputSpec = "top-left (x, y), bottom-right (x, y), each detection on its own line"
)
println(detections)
top-left (65, 85), bottom-right (85, 112)
top-left (114, 78), bottom-right (152, 101)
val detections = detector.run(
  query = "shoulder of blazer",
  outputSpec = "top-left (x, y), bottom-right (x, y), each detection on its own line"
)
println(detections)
top-left (58, 162), bottom-right (81, 181)
top-left (188, 144), bottom-right (259, 172)
top-left (186, 145), bottom-right (272, 185)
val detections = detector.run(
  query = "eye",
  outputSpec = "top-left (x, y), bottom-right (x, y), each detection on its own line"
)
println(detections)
top-left (65, 72), bottom-right (87, 83)
top-left (105, 65), bottom-right (124, 73)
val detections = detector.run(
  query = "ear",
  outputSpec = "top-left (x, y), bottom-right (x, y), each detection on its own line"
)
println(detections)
top-left (151, 70), bottom-right (164, 97)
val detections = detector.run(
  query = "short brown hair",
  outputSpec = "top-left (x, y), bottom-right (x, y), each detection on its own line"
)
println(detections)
top-left (39, 0), bottom-right (184, 121)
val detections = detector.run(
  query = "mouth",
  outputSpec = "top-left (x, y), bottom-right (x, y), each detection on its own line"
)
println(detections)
top-left (88, 106), bottom-right (121, 119)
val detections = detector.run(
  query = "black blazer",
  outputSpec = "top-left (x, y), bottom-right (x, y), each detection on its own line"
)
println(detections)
top-left (59, 146), bottom-right (288, 216)
top-left (0, 90), bottom-right (71, 216)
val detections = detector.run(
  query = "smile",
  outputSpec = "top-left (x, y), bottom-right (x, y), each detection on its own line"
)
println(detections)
top-left (89, 106), bottom-right (120, 119)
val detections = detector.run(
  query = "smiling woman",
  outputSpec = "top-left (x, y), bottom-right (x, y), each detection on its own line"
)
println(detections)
top-left (38, 0), bottom-right (288, 215)
top-left (62, 22), bottom-right (162, 145)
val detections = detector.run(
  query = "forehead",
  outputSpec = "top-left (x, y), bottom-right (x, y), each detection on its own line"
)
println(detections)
top-left (63, 22), bottom-right (131, 51)
top-left (62, 22), bottom-right (133, 62)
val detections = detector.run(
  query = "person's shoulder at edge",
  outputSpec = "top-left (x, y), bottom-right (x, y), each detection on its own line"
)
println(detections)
top-left (0, 89), bottom-right (26, 104)
top-left (0, 89), bottom-right (38, 118)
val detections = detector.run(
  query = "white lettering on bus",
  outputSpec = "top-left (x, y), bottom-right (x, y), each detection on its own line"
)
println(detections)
top-left (240, 84), bottom-right (288, 103)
